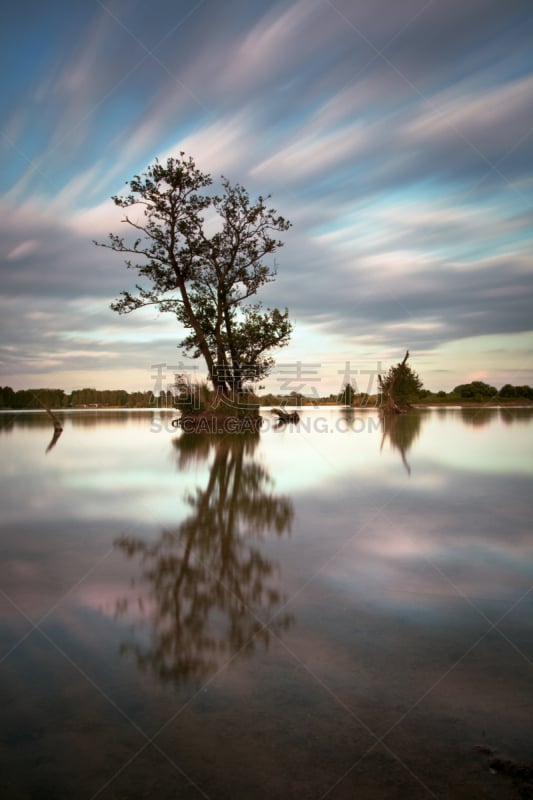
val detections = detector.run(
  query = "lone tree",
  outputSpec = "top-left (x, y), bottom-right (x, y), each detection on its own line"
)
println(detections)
top-left (340, 382), bottom-right (355, 407)
top-left (379, 351), bottom-right (423, 412)
top-left (95, 154), bottom-right (292, 400)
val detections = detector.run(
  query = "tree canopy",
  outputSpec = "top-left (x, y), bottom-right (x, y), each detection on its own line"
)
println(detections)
top-left (96, 154), bottom-right (292, 399)
top-left (379, 351), bottom-right (423, 410)
top-left (453, 381), bottom-right (498, 400)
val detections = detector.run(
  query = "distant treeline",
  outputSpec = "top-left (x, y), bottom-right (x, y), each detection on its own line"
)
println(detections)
top-left (1, 380), bottom-right (532, 410)
top-left (269, 381), bottom-right (533, 406)
top-left (0, 386), bottom-right (156, 409)
top-left (428, 381), bottom-right (533, 402)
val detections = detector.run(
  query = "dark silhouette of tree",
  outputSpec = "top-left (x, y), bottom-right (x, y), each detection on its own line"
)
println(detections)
top-left (499, 384), bottom-right (517, 399)
top-left (114, 433), bottom-right (293, 686)
top-left (453, 381), bottom-right (498, 401)
top-left (499, 384), bottom-right (533, 400)
top-left (0, 386), bottom-right (16, 409)
top-left (340, 383), bottom-right (355, 407)
top-left (379, 351), bottom-right (423, 412)
top-left (95, 154), bottom-right (292, 398)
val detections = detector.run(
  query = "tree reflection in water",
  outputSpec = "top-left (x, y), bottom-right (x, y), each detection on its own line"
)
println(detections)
top-left (338, 407), bottom-right (356, 428)
top-left (460, 407), bottom-right (499, 428)
top-left (115, 433), bottom-right (294, 686)
top-left (380, 411), bottom-right (423, 475)
top-left (499, 407), bottom-right (533, 426)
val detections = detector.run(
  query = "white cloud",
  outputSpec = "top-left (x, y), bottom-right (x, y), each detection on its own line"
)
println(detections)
top-left (406, 73), bottom-right (533, 155)
top-left (70, 197), bottom-right (125, 236)
top-left (6, 240), bottom-right (39, 260)
top-left (162, 111), bottom-right (255, 177)
top-left (252, 119), bottom-right (369, 181)
top-left (220, 0), bottom-right (322, 93)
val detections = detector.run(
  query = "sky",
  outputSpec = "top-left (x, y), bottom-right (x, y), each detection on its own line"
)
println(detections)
top-left (1, 0), bottom-right (532, 396)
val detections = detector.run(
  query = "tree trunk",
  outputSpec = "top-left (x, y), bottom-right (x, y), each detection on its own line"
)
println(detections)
top-left (223, 303), bottom-right (243, 393)
top-left (177, 277), bottom-right (229, 397)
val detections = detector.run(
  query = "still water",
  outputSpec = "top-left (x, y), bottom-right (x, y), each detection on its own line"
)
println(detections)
top-left (0, 407), bottom-right (532, 799)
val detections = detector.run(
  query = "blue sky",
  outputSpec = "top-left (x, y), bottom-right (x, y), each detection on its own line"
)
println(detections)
top-left (1, 0), bottom-right (532, 395)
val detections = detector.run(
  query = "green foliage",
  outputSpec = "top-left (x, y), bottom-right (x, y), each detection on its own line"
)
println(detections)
top-left (0, 386), bottom-right (155, 409)
top-left (259, 392), bottom-right (282, 406)
top-left (499, 383), bottom-right (516, 398)
top-left (173, 380), bottom-right (213, 413)
top-left (500, 383), bottom-right (533, 400)
top-left (2, 380), bottom-right (531, 412)
top-left (97, 153), bottom-right (292, 398)
top-left (453, 381), bottom-right (498, 400)
top-left (69, 388), bottom-right (155, 407)
top-left (380, 362), bottom-right (423, 403)
top-left (517, 385), bottom-right (533, 400)
top-left (173, 379), bottom-right (260, 418)
top-left (0, 387), bottom-right (67, 409)
top-left (0, 386), bottom-right (16, 408)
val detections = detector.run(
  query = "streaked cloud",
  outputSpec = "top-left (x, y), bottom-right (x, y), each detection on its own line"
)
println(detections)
top-left (0, 0), bottom-right (532, 391)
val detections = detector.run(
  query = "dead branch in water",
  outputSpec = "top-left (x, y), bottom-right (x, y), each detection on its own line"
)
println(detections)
top-left (32, 393), bottom-right (64, 453)
top-left (270, 408), bottom-right (300, 424)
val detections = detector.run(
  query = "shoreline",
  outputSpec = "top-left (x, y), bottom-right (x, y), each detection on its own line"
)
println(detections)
top-left (1, 401), bottom-right (533, 413)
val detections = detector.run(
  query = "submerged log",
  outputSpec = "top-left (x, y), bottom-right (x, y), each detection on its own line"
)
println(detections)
top-left (270, 408), bottom-right (300, 424)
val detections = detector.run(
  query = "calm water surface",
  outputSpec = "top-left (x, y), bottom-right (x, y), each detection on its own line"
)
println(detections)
top-left (0, 407), bottom-right (532, 799)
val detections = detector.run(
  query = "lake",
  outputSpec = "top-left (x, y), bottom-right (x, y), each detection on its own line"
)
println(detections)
top-left (0, 407), bottom-right (532, 799)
